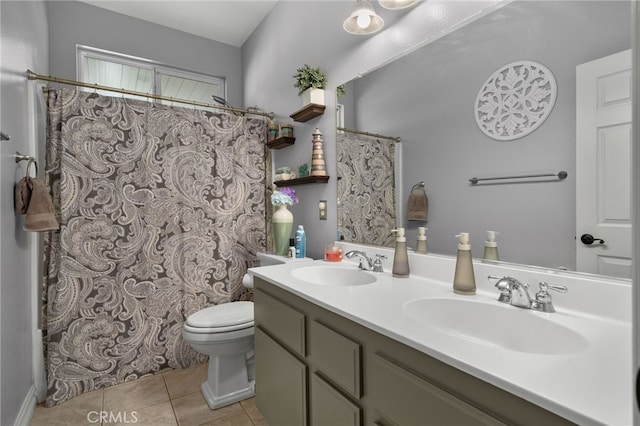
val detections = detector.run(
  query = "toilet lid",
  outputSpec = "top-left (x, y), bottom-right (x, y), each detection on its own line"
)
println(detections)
top-left (186, 301), bottom-right (253, 328)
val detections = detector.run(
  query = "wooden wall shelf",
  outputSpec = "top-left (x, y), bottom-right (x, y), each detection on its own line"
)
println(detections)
top-left (267, 136), bottom-right (296, 149)
top-left (290, 104), bottom-right (326, 122)
top-left (274, 176), bottom-right (330, 187)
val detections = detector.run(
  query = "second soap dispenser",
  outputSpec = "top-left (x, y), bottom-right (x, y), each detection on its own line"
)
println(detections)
top-left (392, 228), bottom-right (410, 278)
top-left (453, 232), bottom-right (476, 295)
top-left (416, 227), bottom-right (428, 254)
top-left (483, 231), bottom-right (499, 261)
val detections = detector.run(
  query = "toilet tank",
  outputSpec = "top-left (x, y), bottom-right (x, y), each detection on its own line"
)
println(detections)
top-left (256, 252), bottom-right (313, 266)
top-left (243, 253), bottom-right (313, 288)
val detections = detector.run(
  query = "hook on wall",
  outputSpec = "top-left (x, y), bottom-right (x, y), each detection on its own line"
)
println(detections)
top-left (15, 151), bottom-right (38, 176)
top-left (1, 131), bottom-right (11, 141)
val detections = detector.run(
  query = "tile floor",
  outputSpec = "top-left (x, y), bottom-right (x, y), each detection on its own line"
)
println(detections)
top-left (30, 364), bottom-right (267, 426)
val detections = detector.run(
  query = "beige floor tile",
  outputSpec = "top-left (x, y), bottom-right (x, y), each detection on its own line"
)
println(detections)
top-left (172, 392), bottom-right (243, 426)
top-left (163, 363), bottom-right (208, 400)
top-left (199, 412), bottom-right (254, 426)
top-left (239, 398), bottom-right (267, 424)
top-left (29, 389), bottom-right (103, 426)
top-left (111, 400), bottom-right (177, 426)
top-left (103, 374), bottom-right (169, 413)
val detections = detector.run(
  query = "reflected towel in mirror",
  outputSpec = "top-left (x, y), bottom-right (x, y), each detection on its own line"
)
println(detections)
top-left (408, 184), bottom-right (428, 221)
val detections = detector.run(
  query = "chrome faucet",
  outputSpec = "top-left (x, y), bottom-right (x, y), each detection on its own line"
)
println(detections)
top-left (488, 275), bottom-right (568, 313)
top-left (345, 250), bottom-right (386, 272)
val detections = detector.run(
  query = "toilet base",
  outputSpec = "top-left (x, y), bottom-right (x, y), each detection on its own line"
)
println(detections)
top-left (201, 379), bottom-right (255, 409)
top-left (201, 350), bottom-right (255, 410)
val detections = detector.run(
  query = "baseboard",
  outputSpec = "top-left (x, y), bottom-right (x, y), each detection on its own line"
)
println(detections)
top-left (13, 384), bottom-right (37, 426)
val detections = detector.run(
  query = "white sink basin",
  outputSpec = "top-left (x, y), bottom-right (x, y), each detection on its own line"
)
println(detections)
top-left (403, 298), bottom-right (588, 355)
top-left (290, 265), bottom-right (378, 286)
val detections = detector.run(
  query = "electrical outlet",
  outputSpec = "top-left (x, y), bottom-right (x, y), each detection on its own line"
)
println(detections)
top-left (319, 200), bottom-right (327, 220)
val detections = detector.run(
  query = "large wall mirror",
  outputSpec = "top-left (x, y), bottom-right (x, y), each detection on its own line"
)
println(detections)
top-left (336, 0), bottom-right (632, 279)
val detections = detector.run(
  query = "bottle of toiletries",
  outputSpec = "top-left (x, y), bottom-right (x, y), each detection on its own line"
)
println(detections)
top-left (483, 231), bottom-right (499, 261)
top-left (392, 228), bottom-right (410, 278)
top-left (416, 227), bottom-right (428, 254)
top-left (453, 232), bottom-right (476, 295)
top-left (295, 225), bottom-right (306, 259)
top-left (288, 238), bottom-right (296, 258)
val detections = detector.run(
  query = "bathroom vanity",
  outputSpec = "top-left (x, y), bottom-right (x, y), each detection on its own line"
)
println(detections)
top-left (249, 243), bottom-right (631, 426)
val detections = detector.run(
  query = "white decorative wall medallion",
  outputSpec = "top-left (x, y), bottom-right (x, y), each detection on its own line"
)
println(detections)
top-left (474, 60), bottom-right (557, 141)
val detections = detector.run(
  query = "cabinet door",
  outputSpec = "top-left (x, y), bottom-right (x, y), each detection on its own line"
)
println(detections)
top-left (310, 373), bottom-right (361, 426)
top-left (255, 327), bottom-right (307, 426)
top-left (371, 354), bottom-right (507, 426)
top-left (309, 320), bottom-right (362, 398)
top-left (255, 287), bottom-right (306, 356)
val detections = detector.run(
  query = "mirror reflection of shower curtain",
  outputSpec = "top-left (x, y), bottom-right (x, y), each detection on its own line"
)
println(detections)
top-left (42, 88), bottom-right (267, 407)
top-left (337, 132), bottom-right (396, 247)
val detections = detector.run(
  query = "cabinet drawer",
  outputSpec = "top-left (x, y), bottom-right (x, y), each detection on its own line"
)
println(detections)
top-left (310, 373), bottom-right (361, 426)
top-left (255, 287), bottom-right (306, 356)
top-left (371, 353), bottom-right (507, 426)
top-left (255, 327), bottom-right (307, 426)
top-left (309, 320), bottom-right (362, 398)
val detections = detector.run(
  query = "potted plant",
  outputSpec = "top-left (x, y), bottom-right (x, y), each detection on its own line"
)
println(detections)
top-left (293, 64), bottom-right (327, 106)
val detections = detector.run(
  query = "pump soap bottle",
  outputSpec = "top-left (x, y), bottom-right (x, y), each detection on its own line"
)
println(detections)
top-left (416, 227), bottom-right (428, 254)
top-left (392, 228), bottom-right (410, 278)
top-left (453, 232), bottom-right (476, 295)
top-left (483, 231), bottom-right (499, 261)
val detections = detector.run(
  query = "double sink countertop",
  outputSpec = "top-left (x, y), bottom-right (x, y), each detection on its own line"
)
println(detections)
top-left (249, 244), bottom-right (632, 426)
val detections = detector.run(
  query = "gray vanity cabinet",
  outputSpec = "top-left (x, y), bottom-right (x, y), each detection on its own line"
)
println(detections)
top-left (254, 287), bottom-right (308, 426)
top-left (254, 278), bottom-right (575, 426)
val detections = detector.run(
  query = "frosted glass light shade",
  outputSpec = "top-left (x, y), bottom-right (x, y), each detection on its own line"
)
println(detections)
top-left (378, 0), bottom-right (419, 10)
top-left (343, 0), bottom-right (384, 35)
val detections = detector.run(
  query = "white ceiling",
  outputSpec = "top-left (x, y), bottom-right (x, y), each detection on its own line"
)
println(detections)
top-left (78, 1), bottom-right (279, 47)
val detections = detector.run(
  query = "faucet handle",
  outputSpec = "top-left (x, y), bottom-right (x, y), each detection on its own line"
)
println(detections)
top-left (488, 275), bottom-right (513, 303)
top-left (372, 254), bottom-right (387, 272)
top-left (539, 282), bottom-right (568, 293)
top-left (534, 282), bottom-right (567, 313)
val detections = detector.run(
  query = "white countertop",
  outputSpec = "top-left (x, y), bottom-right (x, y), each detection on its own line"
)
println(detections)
top-left (249, 248), bottom-right (632, 426)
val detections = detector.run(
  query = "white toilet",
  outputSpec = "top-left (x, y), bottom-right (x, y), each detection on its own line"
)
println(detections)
top-left (182, 252), bottom-right (310, 409)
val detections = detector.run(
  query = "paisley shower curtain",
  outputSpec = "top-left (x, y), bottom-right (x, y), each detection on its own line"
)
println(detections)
top-left (42, 88), bottom-right (267, 406)
top-left (337, 132), bottom-right (396, 247)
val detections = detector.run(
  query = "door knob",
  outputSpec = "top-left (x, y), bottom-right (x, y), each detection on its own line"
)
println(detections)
top-left (580, 233), bottom-right (605, 245)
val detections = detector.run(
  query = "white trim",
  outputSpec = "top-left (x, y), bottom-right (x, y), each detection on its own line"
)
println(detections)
top-left (632, 1), bottom-right (639, 422)
top-left (13, 385), bottom-right (37, 426)
top-left (27, 79), bottom-right (47, 402)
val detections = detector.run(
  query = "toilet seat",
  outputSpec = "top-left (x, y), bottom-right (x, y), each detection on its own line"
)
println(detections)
top-left (185, 301), bottom-right (254, 333)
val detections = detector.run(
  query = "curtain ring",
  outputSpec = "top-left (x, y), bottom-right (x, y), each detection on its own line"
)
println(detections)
top-left (26, 158), bottom-right (38, 177)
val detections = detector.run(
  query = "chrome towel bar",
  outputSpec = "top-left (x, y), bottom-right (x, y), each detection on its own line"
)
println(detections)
top-left (469, 171), bottom-right (567, 185)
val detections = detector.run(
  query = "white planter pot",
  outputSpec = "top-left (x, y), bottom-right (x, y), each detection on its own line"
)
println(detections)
top-left (301, 88), bottom-right (325, 106)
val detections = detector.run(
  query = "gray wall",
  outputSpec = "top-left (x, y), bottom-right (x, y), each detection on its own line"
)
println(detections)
top-left (48, 1), bottom-right (244, 109)
top-left (352, 1), bottom-right (630, 270)
top-left (0, 1), bottom-right (49, 424)
top-left (242, 0), bottom-right (503, 259)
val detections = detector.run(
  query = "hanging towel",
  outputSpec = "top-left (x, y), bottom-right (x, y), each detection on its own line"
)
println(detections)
top-left (407, 184), bottom-right (428, 221)
top-left (15, 176), bottom-right (59, 232)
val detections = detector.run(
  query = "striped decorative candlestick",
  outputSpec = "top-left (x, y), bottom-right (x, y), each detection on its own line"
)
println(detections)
top-left (310, 128), bottom-right (327, 177)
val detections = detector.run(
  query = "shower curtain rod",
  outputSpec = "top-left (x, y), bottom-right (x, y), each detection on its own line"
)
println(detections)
top-left (337, 126), bottom-right (400, 143)
top-left (27, 70), bottom-right (275, 120)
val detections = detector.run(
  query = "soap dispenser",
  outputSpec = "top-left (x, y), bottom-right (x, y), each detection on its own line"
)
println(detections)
top-left (416, 227), bottom-right (428, 254)
top-left (392, 228), bottom-right (410, 278)
top-left (453, 232), bottom-right (476, 295)
top-left (483, 231), bottom-right (499, 261)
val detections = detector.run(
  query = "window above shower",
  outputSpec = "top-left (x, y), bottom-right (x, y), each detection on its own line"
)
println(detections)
top-left (77, 45), bottom-right (226, 108)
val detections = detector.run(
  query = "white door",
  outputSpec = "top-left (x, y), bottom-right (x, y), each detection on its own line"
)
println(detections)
top-left (576, 49), bottom-right (632, 278)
